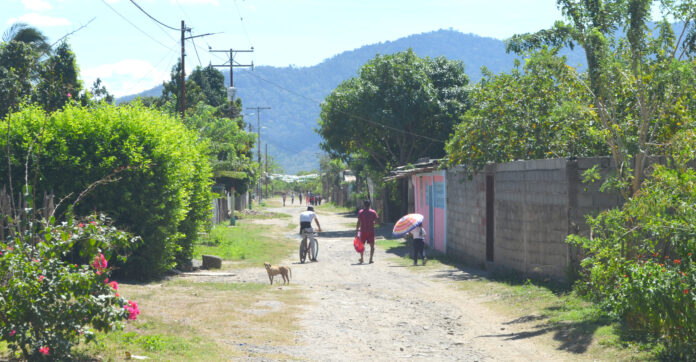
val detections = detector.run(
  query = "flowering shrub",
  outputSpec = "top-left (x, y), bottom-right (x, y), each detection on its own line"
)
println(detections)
top-left (0, 215), bottom-right (140, 360)
top-left (568, 163), bottom-right (696, 357)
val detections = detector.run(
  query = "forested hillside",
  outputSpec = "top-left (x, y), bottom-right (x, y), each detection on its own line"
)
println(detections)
top-left (118, 29), bottom-right (585, 173)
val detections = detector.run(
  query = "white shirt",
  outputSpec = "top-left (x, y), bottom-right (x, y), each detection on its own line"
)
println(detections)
top-left (410, 226), bottom-right (426, 239)
top-left (300, 211), bottom-right (316, 223)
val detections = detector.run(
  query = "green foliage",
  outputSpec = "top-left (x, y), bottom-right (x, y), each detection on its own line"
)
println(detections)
top-left (0, 216), bottom-right (139, 360)
top-left (446, 49), bottom-right (607, 172)
top-left (318, 49), bottom-right (470, 172)
top-left (183, 103), bottom-right (257, 195)
top-left (0, 104), bottom-right (213, 279)
top-left (506, 0), bottom-right (696, 196)
top-left (33, 42), bottom-right (82, 113)
top-left (568, 131), bottom-right (696, 356)
top-left (0, 41), bottom-right (38, 117)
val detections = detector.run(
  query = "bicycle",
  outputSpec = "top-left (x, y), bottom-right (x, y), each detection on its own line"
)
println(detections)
top-left (299, 229), bottom-right (319, 263)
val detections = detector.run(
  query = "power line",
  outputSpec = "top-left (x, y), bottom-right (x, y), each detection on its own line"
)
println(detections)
top-left (100, 0), bottom-right (174, 51)
top-left (128, 0), bottom-right (179, 31)
top-left (187, 31), bottom-right (202, 67)
top-left (232, 0), bottom-right (254, 49)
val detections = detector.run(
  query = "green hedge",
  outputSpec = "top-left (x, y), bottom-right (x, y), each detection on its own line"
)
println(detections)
top-left (0, 104), bottom-right (212, 279)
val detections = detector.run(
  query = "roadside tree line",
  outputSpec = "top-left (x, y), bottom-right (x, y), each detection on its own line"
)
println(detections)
top-left (317, 0), bottom-right (696, 357)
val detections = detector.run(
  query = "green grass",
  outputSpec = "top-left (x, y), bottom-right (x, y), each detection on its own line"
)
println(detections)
top-left (233, 210), bottom-right (291, 220)
top-left (316, 202), bottom-right (354, 214)
top-left (194, 222), bottom-right (295, 269)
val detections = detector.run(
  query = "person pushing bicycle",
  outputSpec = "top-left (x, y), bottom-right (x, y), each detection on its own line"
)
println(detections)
top-left (299, 206), bottom-right (321, 261)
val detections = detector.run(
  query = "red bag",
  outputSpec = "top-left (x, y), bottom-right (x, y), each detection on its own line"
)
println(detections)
top-left (353, 236), bottom-right (364, 253)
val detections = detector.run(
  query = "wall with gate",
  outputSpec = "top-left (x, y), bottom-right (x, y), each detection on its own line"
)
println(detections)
top-left (411, 170), bottom-right (447, 253)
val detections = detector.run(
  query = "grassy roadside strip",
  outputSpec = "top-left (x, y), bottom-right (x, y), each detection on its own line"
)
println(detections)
top-left (377, 238), bottom-right (659, 360)
top-left (194, 221), bottom-right (295, 270)
top-left (70, 219), bottom-right (302, 360)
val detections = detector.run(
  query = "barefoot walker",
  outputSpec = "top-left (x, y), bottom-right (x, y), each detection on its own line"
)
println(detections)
top-left (355, 200), bottom-right (378, 264)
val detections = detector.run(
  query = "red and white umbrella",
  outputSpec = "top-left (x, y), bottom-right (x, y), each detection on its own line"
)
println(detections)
top-left (392, 213), bottom-right (424, 237)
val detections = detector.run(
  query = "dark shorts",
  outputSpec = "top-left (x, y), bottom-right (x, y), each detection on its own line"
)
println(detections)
top-left (359, 231), bottom-right (375, 246)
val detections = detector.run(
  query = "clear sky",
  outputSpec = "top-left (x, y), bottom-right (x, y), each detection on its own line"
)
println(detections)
top-left (2, 0), bottom-right (567, 97)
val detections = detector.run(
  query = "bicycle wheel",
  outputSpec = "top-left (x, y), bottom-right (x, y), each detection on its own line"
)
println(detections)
top-left (299, 237), bottom-right (307, 263)
top-left (309, 239), bottom-right (318, 261)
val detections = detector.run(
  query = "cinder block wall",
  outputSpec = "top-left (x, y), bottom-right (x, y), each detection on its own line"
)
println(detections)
top-left (446, 166), bottom-right (486, 267)
top-left (446, 157), bottom-right (621, 281)
top-left (494, 159), bottom-right (570, 279)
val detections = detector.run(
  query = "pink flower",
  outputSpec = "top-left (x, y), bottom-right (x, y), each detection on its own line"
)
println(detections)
top-left (92, 253), bottom-right (107, 271)
top-left (104, 278), bottom-right (109, 283)
top-left (90, 221), bottom-right (97, 225)
top-left (67, 92), bottom-right (71, 98)
top-left (109, 281), bottom-right (119, 290)
top-left (9, 330), bottom-right (16, 337)
top-left (39, 346), bottom-right (49, 355)
top-left (78, 223), bottom-right (84, 228)
top-left (124, 300), bottom-right (140, 320)
top-left (38, 275), bottom-right (45, 282)
top-left (32, 258), bottom-right (39, 263)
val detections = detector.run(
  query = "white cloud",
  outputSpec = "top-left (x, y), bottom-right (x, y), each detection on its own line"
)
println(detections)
top-left (21, 0), bottom-right (53, 11)
top-left (7, 13), bottom-right (70, 27)
top-left (82, 59), bottom-right (170, 97)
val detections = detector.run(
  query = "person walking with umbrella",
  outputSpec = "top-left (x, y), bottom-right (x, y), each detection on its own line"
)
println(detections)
top-left (355, 200), bottom-right (378, 264)
top-left (409, 224), bottom-right (427, 266)
top-left (392, 213), bottom-right (426, 266)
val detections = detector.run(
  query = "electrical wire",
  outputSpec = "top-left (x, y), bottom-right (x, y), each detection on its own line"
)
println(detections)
top-left (100, 0), bottom-right (174, 51)
top-left (128, 0), bottom-right (180, 31)
top-left (188, 31), bottom-right (203, 67)
top-left (233, 0), bottom-right (254, 49)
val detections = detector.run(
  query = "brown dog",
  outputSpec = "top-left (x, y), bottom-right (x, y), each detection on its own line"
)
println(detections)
top-left (264, 262), bottom-right (291, 285)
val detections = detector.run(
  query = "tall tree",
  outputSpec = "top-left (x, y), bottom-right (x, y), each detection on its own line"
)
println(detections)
top-left (2, 22), bottom-right (50, 54)
top-left (506, 0), bottom-right (696, 196)
top-left (318, 49), bottom-right (470, 172)
top-left (33, 42), bottom-right (82, 112)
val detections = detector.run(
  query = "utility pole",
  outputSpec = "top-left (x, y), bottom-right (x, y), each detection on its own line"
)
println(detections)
top-left (210, 48), bottom-right (254, 119)
top-left (180, 20), bottom-right (186, 120)
top-left (246, 106), bottom-right (271, 204)
top-left (178, 21), bottom-right (216, 120)
top-left (265, 143), bottom-right (269, 198)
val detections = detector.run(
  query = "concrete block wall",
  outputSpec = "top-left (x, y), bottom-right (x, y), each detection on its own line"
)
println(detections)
top-left (494, 159), bottom-right (570, 280)
top-left (446, 166), bottom-right (486, 267)
top-left (445, 157), bottom-right (621, 282)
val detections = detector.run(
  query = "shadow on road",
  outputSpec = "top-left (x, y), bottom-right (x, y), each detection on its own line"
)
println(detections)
top-left (476, 315), bottom-right (607, 354)
top-left (319, 230), bottom-right (357, 238)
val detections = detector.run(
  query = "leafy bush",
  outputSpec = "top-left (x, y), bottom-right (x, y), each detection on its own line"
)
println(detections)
top-left (0, 103), bottom-right (213, 278)
top-left (568, 132), bottom-right (696, 356)
top-left (0, 216), bottom-right (139, 359)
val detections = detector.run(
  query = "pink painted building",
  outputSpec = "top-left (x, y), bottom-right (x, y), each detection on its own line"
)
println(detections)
top-left (411, 170), bottom-right (447, 253)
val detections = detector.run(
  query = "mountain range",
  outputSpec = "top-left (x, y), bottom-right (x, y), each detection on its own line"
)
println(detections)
top-left (118, 29), bottom-right (586, 174)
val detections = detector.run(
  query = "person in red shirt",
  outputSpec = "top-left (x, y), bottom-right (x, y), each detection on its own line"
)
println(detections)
top-left (355, 200), bottom-right (378, 264)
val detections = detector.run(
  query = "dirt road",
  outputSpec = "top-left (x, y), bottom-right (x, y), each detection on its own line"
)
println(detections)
top-left (191, 202), bottom-right (572, 361)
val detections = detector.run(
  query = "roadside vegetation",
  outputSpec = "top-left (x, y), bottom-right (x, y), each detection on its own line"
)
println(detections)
top-left (378, 238), bottom-right (659, 359)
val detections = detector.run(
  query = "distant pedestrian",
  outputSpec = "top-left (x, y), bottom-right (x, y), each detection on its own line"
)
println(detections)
top-left (310, 194), bottom-right (315, 206)
top-left (355, 200), bottom-right (378, 264)
top-left (291, 192), bottom-right (295, 204)
top-left (299, 192), bottom-right (303, 205)
top-left (409, 224), bottom-right (427, 266)
top-left (282, 192), bottom-right (287, 206)
top-left (306, 193), bottom-right (310, 205)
